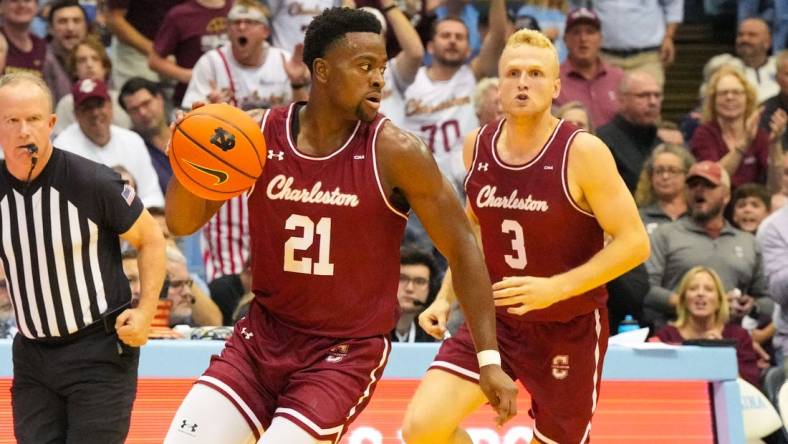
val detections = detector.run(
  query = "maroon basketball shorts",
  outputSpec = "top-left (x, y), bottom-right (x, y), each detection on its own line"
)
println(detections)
top-left (432, 308), bottom-right (609, 444)
top-left (198, 303), bottom-right (391, 442)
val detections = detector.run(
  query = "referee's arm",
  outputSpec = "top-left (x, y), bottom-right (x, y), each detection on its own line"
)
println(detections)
top-left (116, 209), bottom-right (167, 346)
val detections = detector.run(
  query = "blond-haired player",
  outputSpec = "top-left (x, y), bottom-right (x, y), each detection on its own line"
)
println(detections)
top-left (401, 30), bottom-right (650, 444)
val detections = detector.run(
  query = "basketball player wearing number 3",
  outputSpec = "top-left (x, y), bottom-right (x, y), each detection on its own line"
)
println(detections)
top-left (162, 8), bottom-right (517, 444)
top-left (402, 30), bottom-right (650, 444)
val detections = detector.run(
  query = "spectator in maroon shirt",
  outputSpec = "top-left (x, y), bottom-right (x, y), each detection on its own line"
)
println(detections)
top-left (656, 266), bottom-right (765, 387)
top-left (1, 0), bottom-right (47, 76)
top-left (555, 8), bottom-right (623, 128)
top-left (148, 0), bottom-right (231, 106)
top-left (690, 66), bottom-right (786, 192)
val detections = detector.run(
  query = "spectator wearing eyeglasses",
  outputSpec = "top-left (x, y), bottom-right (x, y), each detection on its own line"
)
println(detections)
top-left (634, 143), bottom-right (696, 235)
top-left (690, 67), bottom-right (786, 192)
top-left (392, 246), bottom-right (439, 343)
top-left (597, 70), bottom-right (665, 192)
top-left (165, 246), bottom-right (222, 327)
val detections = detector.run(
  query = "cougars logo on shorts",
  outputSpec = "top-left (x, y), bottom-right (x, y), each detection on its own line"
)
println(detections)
top-left (326, 344), bottom-right (350, 363)
top-left (551, 355), bottom-right (570, 380)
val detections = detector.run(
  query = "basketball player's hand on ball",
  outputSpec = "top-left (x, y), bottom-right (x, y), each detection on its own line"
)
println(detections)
top-left (479, 364), bottom-right (518, 426)
top-left (418, 298), bottom-right (451, 340)
top-left (492, 276), bottom-right (566, 315)
top-left (168, 101), bottom-right (207, 141)
top-left (115, 308), bottom-right (153, 347)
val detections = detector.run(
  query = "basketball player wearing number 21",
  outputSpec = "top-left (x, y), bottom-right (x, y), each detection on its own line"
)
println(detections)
top-left (402, 29), bottom-right (650, 444)
top-left (162, 8), bottom-right (517, 444)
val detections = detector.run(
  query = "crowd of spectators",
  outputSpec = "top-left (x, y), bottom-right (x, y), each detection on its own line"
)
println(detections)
top-left (0, 0), bottom-right (787, 423)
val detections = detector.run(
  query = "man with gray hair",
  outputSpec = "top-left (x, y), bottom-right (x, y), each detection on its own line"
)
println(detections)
top-left (164, 246), bottom-right (222, 327)
top-left (473, 77), bottom-right (501, 127)
top-left (597, 70), bottom-right (664, 191)
top-left (645, 160), bottom-right (771, 330)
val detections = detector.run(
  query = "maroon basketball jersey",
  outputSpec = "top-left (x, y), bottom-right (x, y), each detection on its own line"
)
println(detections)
top-left (465, 119), bottom-right (607, 322)
top-left (248, 103), bottom-right (408, 337)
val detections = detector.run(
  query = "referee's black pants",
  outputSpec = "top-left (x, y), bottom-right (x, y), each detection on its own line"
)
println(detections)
top-left (11, 329), bottom-right (139, 444)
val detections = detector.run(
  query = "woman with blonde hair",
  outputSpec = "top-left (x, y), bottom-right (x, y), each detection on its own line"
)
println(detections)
top-left (656, 266), bottom-right (762, 386)
top-left (690, 66), bottom-right (786, 191)
top-left (634, 143), bottom-right (695, 234)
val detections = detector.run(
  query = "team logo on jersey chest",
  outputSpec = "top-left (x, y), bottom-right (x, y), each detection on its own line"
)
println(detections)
top-left (266, 174), bottom-right (360, 207)
top-left (326, 344), bottom-right (350, 363)
top-left (475, 185), bottom-right (549, 212)
top-left (268, 150), bottom-right (284, 160)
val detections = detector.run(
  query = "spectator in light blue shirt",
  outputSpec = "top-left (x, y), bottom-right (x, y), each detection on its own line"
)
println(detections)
top-left (516, 0), bottom-right (567, 61)
top-left (569, 0), bottom-right (684, 86)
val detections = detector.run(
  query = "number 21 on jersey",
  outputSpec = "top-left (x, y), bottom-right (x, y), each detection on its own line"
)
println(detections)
top-left (283, 214), bottom-right (334, 275)
top-left (502, 219), bottom-right (527, 269)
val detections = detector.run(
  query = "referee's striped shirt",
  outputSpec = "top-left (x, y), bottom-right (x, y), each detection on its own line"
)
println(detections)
top-left (0, 148), bottom-right (143, 340)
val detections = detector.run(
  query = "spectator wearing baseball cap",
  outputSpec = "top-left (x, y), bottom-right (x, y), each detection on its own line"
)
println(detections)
top-left (554, 7), bottom-right (624, 129)
top-left (54, 77), bottom-right (165, 208)
top-left (573, 0), bottom-right (683, 87)
top-left (644, 159), bottom-right (774, 334)
top-left (53, 36), bottom-right (132, 137)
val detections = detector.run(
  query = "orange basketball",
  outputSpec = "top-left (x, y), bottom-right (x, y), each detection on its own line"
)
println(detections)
top-left (169, 103), bottom-right (266, 201)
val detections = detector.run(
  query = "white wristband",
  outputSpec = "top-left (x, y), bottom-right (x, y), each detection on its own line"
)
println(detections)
top-left (477, 350), bottom-right (501, 368)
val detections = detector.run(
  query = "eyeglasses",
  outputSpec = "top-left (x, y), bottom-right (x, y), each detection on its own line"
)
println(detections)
top-left (399, 274), bottom-right (429, 288)
top-left (652, 167), bottom-right (685, 177)
top-left (169, 279), bottom-right (193, 291)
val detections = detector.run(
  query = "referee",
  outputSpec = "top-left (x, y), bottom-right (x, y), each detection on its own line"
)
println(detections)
top-left (0, 73), bottom-right (166, 443)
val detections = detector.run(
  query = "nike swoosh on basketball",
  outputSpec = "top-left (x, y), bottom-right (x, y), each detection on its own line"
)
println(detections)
top-left (185, 160), bottom-right (229, 185)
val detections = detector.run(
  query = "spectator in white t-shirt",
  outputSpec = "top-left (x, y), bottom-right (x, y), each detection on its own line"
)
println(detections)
top-left (53, 78), bottom-right (164, 208)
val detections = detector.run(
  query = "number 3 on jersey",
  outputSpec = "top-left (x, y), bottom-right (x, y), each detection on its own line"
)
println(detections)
top-left (502, 219), bottom-right (526, 269)
top-left (284, 214), bottom-right (334, 275)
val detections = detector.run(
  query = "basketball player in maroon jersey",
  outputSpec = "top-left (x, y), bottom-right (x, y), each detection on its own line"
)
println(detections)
top-left (402, 29), bottom-right (650, 444)
top-left (162, 8), bottom-right (517, 444)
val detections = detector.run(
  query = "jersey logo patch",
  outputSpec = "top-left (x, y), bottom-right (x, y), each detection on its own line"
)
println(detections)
top-left (121, 184), bottom-right (136, 206)
top-left (240, 326), bottom-right (254, 340)
top-left (353, 155), bottom-right (365, 160)
top-left (551, 355), bottom-right (569, 380)
top-left (326, 343), bottom-right (349, 363)
top-left (543, 165), bottom-right (554, 170)
top-left (268, 150), bottom-right (284, 160)
top-left (184, 160), bottom-right (229, 185)
top-left (477, 162), bottom-right (489, 172)
top-left (210, 127), bottom-right (236, 152)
